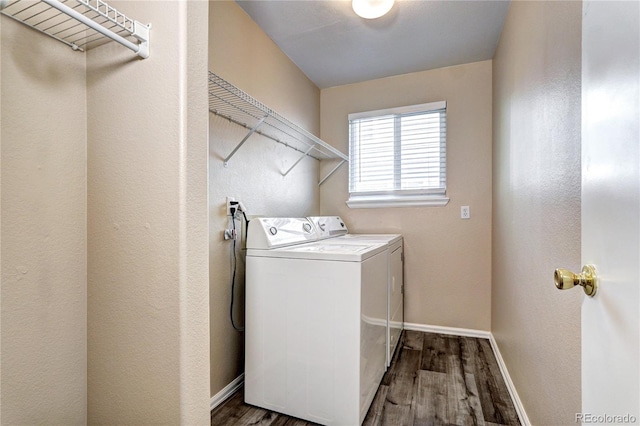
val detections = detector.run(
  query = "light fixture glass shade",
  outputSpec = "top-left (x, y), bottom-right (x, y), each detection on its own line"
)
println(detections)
top-left (352, 0), bottom-right (395, 19)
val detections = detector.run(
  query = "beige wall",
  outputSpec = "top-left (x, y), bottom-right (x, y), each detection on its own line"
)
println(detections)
top-left (320, 61), bottom-right (493, 331)
top-left (208, 1), bottom-right (322, 397)
top-left (1, 17), bottom-right (87, 424)
top-left (209, 1), bottom-right (320, 135)
top-left (492, 1), bottom-right (582, 424)
top-left (87, 1), bottom-right (210, 424)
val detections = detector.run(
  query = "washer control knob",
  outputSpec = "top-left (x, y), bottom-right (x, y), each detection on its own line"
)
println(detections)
top-left (340, 222), bottom-right (345, 228)
top-left (303, 223), bottom-right (312, 233)
top-left (269, 227), bottom-right (277, 235)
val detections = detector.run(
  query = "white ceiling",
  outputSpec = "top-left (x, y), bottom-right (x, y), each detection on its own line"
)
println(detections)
top-left (236, 0), bottom-right (511, 89)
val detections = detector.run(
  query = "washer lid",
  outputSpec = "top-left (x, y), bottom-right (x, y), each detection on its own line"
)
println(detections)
top-left (333, 234), bottom-right (403, 245)
top-left (307, 216), bottom-right (348, 239)
top-left (246, 217), bottom-right (318, 249)
top-left (248, 240), bottom-right (387, 262)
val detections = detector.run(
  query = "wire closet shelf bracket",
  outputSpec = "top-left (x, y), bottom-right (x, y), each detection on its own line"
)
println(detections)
top-left (208, 72), bottom-right (349, 186)
top-left (0, 0), bottom-right (151, 58)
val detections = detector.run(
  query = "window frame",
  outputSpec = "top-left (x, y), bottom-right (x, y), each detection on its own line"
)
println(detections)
top-left (346, 101), bottom-right (450, 208)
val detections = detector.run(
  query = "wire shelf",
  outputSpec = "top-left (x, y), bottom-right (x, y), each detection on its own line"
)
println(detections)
top-left (208, 72), bottom-right (348, 172)
top-left (1, 0), bottom-right (150, 58)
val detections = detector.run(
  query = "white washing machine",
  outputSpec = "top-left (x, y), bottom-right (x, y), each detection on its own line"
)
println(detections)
top-left (245, 217), bottom-right (388, 426)
top-left (307, 216), bottom-right (404, 367)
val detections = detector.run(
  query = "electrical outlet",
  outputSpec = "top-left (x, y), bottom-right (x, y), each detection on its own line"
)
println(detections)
top-left (461, 206), bottom-right (470, 219)
top-left (226, 196), bottom-right (236, 216)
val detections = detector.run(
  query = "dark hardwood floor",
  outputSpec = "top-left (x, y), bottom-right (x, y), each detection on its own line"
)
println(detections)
top-left (210, 330), bottom-right (521, 426)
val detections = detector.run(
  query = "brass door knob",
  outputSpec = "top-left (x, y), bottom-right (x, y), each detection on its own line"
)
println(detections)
top-left (554, 265), bottom-right (598, 297)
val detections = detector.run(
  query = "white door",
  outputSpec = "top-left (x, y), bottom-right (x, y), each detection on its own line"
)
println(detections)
top-left (581, 0), bottom-right (639, 422)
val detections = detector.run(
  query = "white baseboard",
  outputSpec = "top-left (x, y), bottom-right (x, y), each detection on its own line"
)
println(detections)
top-left (404, 322), bottom-right (530, 426)
top-left (489, 334), bottom-right (531, 426)
top-left (403, 321), bottom-right (491, 339)
top-left (210, 373), bottom-right (244, 411)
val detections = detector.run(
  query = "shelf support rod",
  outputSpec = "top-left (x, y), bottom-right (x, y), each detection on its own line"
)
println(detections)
top-left (318, 160), bottom-right (347, 186)
top-left (224, 115), bottom-right (268, 166)
top-left (282, 144), bottom-right (316, 177)
top-left (40, 0), bottom-right (150, 58)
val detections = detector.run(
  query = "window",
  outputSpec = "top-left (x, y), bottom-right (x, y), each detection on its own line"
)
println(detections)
top-left (347, 101), bottom-right (449, 208)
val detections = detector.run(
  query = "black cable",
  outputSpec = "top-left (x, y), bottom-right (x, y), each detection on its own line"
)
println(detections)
top-left (241, 211), bottom-right (250, 250)
top-left (229, 213), bottom-right (244, 332)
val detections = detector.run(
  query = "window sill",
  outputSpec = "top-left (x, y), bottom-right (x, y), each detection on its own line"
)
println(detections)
top-left (346, 194), bottom-right (450, 209)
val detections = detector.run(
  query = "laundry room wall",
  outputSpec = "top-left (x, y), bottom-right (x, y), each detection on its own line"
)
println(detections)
top-left (492, 1), bottom-right (582, 424)
top-left (208, 1), bottom-right (322, 398)
top-left (320, 61), bottom-right (493, 331)
top-left (87, 1), bottom-right (210, 423)
top-left (1, 16), bottom-right (87, 424)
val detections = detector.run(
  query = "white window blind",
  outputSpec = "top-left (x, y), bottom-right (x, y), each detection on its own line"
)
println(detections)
top-left (347, 101), bottom-right (448, 208)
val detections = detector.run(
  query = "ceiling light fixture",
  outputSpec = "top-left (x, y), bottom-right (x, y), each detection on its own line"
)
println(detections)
top-left (352, 0), bottom-right (395, 19)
